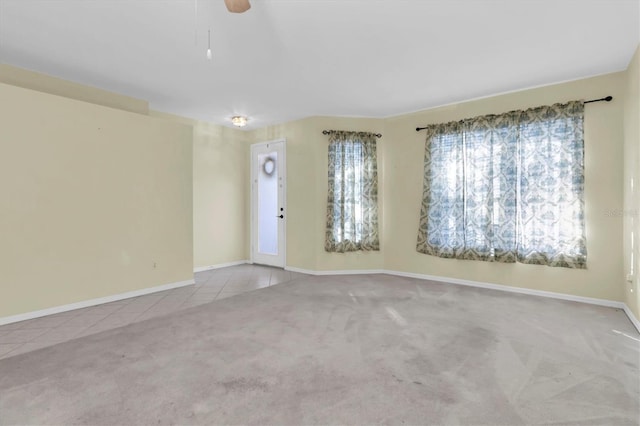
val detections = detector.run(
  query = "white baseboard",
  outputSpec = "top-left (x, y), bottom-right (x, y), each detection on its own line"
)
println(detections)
top-left (4, 261), bottom-right (639, 335)
top-left (387, 269), bottom-right (640, 334)
top-left (285, 266), bottom-right (384, 276)
top-left (623, 304), bottom-right (640, 334)
top-left (286, 265), bottom-right (639, 333)
top-left (386, 269), bottom-right (624, 308)
top-left (284, 266), bottom-right (314, 275)
top-left (194, 260), bottom-right (248, 273)
top-left (0, 278), bottom-right (195, 326)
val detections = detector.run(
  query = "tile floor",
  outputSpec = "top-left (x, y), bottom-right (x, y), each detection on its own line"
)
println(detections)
top-left (0, 264), bottom-right (304, 360)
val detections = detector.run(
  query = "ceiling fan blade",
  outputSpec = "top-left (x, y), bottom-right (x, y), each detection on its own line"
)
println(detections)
top-left (224, 0), bottom-right (251, 13)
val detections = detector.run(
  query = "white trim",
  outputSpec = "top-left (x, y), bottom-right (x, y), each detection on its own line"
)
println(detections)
top-left (386, 269), bottom-right (624, 309)
top-left (250, 139), bottom-right (287, 268)
top-left (0, 278), bottom-right (195, 326)
top-left (285, 266), bottom-right (384, 276)
top-left (194, 260), bottom-right (248, 273)
top-left (286, 265), bottom-right (636, 316)
top-left (5, 262), bottom-right (638, 334)
top-left (623, 304), bottom-right (640, 334)
top-left (288, 265), bottom-right (640, 333)
top-left (284, 266), bottom-right (316, 275)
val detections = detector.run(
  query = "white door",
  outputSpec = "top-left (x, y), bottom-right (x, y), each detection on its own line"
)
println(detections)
top-left (251, 140), bottom-right (286, 267)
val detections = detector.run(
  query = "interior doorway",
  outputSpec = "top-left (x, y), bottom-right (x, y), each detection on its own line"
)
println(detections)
top-left (250, 139), bottom-right (286, 267)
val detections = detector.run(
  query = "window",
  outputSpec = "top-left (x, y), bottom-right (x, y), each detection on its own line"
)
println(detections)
top-left (325, 131), bottom-right (380, 252)
top-left (416, 101), bottom-right (586, 269)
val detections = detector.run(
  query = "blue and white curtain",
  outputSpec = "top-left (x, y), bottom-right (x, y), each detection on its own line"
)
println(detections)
top-left (416, 101), bottom-right (586, 269)
top-left (326, 131), bottom-right (380, 252)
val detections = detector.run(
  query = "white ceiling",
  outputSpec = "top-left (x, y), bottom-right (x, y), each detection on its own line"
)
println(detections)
top-left (1, 0), bottom-right (638, 130)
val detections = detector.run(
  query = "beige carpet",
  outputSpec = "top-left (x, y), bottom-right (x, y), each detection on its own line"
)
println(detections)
top-left (0, 273), bottom-right (638, 425)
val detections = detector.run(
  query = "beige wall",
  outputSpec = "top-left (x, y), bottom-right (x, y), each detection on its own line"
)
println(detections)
top-left (0, 83), bottom-right (193, 318)
top-left (0, 64), bottom-right (149, 115)
top-left (623, 45), bottom-right (640, 318)
top-left (191, 122), bottom-right (248, 268)
top-left (384, 73), bottom-right (626, 302)
top-left (249, 116), bottom-right (385, 271)
top-left (150, 111), bottom-right (250, 269)
top-left (247, 74), bottom-right (628, 304)
top-left (1, 58), bottom-right (635, 319)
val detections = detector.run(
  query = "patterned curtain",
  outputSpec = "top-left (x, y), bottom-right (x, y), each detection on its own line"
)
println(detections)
top-left (326, 131), bottom-right (380, 252)
top-left (416, 101), bottom-right (586, 269)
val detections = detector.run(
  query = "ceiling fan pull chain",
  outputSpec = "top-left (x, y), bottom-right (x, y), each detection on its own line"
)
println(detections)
top-left (193, 0), bottom-right (198, 45)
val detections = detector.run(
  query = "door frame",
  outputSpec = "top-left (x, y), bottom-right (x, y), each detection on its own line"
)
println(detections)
top-left (250, 138), bottom-right (287, 267)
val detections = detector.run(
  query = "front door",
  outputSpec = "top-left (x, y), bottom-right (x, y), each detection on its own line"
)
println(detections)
top-left (251, 140), bottom-right (286, 267)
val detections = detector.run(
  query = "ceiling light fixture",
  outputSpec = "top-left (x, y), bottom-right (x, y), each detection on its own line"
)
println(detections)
top-left (206, 29), bottom-right (212, 60)
top-left (231, 116), bottom-right (248, 127)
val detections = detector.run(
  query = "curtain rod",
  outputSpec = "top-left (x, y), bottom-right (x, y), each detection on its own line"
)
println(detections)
top-left (584, 95), bottom-right (613, 104)
top-left (322, 130), bottom-right (382, 138)
top-left (415, 96), bottom-right (613, 132)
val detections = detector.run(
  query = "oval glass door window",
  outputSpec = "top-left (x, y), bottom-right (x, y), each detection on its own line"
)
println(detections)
top-left (263, 157), bottom-right (275, 176)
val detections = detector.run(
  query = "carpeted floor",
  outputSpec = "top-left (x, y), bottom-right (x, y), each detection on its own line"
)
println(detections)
top-left (0, 273), bottom-right (638, 425)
